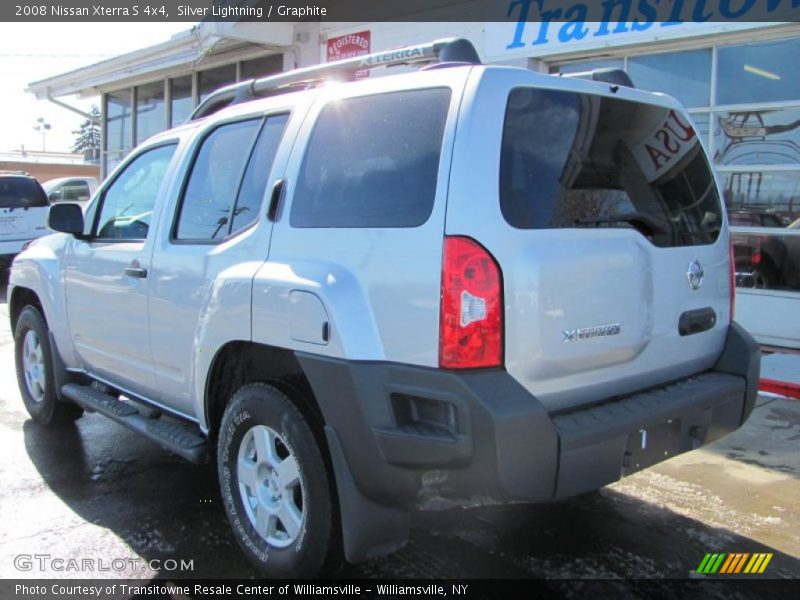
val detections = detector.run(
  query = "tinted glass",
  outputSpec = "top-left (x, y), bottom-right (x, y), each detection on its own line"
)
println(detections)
top-left (500, 88), bottom-right (721, 247)
top-left (717, 38), bottom-right (800, 105)
top-left (95, 144), bottom-right (176, 240)
top-left (231, 114), bottom-right (289, 233)
top-left (291, 88), bottom-right (451, 228)
top-left (0, 177), bottom-right (48, 209)
top-left (714, 108), bottom-right (800, 166)
top-left (175, 119), bottom-right (262, 240)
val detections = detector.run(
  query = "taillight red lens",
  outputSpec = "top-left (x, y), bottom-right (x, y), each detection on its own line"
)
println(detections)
top-left (439, 236), bottom-right (503, 369)
top-left (729, 242), bottom-right (735, 322)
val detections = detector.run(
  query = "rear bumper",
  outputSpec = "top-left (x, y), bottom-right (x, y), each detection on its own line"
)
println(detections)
top-left (297, 322), bottom-right (760, 558)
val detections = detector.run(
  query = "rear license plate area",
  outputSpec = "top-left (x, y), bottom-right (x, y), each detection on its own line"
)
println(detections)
top-left (622, 418), bottom-right (683, 475)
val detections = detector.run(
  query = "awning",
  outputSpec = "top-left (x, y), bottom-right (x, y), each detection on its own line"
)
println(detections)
top-left (27, 22), bottom-right (294, 99)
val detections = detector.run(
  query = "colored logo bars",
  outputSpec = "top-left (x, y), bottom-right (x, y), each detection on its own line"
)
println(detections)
top-left (697, 552), bottom-right (773, 574)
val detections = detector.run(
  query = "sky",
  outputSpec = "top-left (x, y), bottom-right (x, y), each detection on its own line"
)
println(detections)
top-left (0, 22), bottom-right (191, 154)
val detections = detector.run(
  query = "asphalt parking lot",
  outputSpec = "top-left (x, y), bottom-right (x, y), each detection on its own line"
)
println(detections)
top-left (0, 275), bottom-right (798, 586)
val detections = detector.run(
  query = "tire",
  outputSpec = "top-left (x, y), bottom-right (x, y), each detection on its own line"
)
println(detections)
top-left (218, 382), bottom-right (338, 577)
top-left (14, 306), bottom-right (83, 424)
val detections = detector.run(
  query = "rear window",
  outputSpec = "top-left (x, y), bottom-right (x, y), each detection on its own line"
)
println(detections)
top-left (500, 88), bottom-right (722, 247)
top-left (0, 177), bottom-right (48, 209)
top-left (290, 88), bottom-right (451, 228)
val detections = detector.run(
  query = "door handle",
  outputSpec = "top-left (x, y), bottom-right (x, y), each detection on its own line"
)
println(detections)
top-left (124, 266), bottom-right (148, 278)
top-left (267, 178), bottom-right (285, 222)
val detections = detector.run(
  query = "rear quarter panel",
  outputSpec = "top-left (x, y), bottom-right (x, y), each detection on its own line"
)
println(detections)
top-left (251, 68), bottom-right (470, 366)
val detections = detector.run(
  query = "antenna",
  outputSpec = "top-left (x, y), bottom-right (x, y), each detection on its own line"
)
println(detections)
top-left (190, 37), bottom-right (481, 121)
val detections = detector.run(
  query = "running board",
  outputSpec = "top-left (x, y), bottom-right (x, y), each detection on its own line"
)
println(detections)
top-left (61, 383), bottom-right (207, 463)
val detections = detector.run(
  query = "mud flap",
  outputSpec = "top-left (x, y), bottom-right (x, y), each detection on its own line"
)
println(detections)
top-left (324, 426), bottom-right (409, 562)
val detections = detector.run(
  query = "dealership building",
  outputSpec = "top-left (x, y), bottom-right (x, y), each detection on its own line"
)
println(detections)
top-left (28, 17), bottom-right (800, 347)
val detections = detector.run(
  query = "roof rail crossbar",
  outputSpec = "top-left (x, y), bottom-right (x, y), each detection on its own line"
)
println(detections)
top-left (561, 68), bottom-right (635, 88)
top-left (189, 37), bottom-right (479, 121)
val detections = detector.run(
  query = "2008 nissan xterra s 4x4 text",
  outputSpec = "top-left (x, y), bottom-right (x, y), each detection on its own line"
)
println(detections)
top-left (9, 38), bottom-right (760, 577)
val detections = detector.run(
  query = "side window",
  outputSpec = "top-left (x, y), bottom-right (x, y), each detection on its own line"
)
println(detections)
top-left (95, 144), bottom-right (177, 240)
top-left (48, 185), bottom-right (64, 203)
top-left (175, 119), bottom-right (262, 241)
top-left (62, 182), bottom-right (91, 202)
top-left (230, 114), bottom-right (289, 233)
top-left (0, 177), bottom-right (48, 209)
top-left (290, 88), bottom-right (451, 228)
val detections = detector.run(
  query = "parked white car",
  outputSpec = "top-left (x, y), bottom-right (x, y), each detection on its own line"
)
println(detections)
top-left (0, 172), bottom-right (51, 271)
top-left (42, 176), bottom-right (99, 206)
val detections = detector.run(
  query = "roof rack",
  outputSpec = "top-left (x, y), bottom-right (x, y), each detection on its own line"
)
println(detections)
top-left (189, 37), bottom-right (481, 121)
top-left (561, 68), bottom-right (635, 88)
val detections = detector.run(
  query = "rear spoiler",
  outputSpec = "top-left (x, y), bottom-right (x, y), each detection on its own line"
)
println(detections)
top-left (561, 68), bottom-right (635, 88)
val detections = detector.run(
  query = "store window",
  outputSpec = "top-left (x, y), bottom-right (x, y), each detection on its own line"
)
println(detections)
top-left (105, 89), bottom-right (132, 172)
top-left (714, 108), bottom-right (800, 166)
top-left (555, 58), bottom-right (624, 74)
top-left (627, 49), bottom-right (711, 108)
top-left (725, 170), bottom-right (800, 291)
top-left (136, 81), bottom-right (166, 144)
top-left (198, 64), bottom-right (237, 103)
top-left (717, 38), bottom-right (800, 105)
top-left (241, 54), bottom-right (282, 80)
top-left (170, 76), bottom-right (193, 127)
top-left (722, 171), bottom-right (800, 217)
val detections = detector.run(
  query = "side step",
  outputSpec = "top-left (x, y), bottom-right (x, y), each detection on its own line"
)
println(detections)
top-left (62, 383), bottom-right (207, 463)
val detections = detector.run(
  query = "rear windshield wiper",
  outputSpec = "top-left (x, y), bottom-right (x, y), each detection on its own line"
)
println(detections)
top-left (575, 212), bottom-right (668, 237)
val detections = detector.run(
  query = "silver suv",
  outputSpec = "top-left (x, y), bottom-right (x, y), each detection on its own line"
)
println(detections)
top-left (8, 39), bottom-right (760, 577)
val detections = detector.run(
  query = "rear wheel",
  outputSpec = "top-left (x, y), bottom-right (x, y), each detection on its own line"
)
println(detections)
top-left (217, 382), bottom-right (338, 577)
top-left (14, 306), bottom-right (83, 424)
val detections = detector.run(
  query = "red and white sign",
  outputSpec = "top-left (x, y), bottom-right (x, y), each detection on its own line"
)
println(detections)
top-left (632, 110), bottom-right (699, 182)
top-left (326, 31), bottom-right (371, 79)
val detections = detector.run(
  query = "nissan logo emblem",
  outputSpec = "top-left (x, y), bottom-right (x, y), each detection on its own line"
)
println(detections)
top-left (687, 260), bottom-right (704, 290)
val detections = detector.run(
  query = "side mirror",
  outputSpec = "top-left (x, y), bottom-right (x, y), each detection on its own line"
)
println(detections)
top-left (48, 203), bottom-right (85, 236)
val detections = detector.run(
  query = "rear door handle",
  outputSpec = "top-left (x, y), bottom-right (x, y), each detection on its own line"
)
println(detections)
top-left (678, 307), bottom-right (716, 336)
top-left (267, 178), bottom-right (285, 222)
top-left (124, 266), bottom-right (148, 278)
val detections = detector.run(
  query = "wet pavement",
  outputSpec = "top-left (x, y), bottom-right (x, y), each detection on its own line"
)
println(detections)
top-left (0, 275), bottom-right (798, 582)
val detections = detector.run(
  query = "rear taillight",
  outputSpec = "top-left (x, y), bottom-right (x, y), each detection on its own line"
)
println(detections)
top-left (439, 236), bottom-right (503, 369)
top-left (729, 242), bottom-right (735, 322)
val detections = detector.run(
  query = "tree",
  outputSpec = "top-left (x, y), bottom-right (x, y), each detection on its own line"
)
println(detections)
top-left (72, 105), bottom-right (101, 154)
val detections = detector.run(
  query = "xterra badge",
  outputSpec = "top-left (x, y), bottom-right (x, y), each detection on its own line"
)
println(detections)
top-left (563, 323), bottom-right (621, 342)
